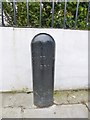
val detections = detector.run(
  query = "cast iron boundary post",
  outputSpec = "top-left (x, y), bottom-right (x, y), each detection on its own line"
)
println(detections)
top-left (31, 33), bottom-right (55, 108)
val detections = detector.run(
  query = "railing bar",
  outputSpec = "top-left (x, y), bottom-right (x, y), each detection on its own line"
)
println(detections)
top-left (86, 1), bottom-right (90, 26)
top-left (51, 0), bottom-right (54, 28)
top-left (40, 0), bottom-right (42, 27)
top-left (74, 0), bottom-right (79, 29)
top-left (27, 0), bottom-right (29, 26)
top-left (13, 0), bottom-right (16, 26)
top-left (1, 2), bottom-right (4, 26)
top-left (63, 0), bottom-right (67, 29)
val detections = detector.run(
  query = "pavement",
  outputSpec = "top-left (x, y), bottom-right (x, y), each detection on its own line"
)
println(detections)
top-left (0, 89), bottom-right (89, 119)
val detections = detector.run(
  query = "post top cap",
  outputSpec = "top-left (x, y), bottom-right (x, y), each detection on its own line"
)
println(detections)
top-left (32, 33), bottom-right (55, 43)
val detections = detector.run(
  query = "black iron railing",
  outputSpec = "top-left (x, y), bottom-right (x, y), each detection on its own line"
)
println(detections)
top-left (0, 1), bottom-right (90, 29)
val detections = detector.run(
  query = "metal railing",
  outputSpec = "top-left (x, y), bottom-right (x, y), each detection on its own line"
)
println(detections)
top-left (0, 1), bottom-right (90, 29)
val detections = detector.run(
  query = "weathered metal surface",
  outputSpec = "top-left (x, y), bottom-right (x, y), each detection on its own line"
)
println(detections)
top-left (31, 33), bottom-right (55, 107)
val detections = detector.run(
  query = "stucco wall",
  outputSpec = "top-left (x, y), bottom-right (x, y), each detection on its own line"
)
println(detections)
top-left (0, 27), bottom-right (88, 91)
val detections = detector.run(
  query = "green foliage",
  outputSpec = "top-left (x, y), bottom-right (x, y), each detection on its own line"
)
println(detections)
top-left (3, 2), bottom-right (90, 30)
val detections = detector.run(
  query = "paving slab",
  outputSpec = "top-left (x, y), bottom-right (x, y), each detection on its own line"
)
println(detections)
top-left (85, 102), bottom-right (90, 119)
top-left (1, 90), bottom-right (89, 118)
top-left (54, 90), bottom-right (88, 104)
top-left (2, 93), bottom-right (33, 109)
top-left (2, 104), bottom-right (88, 118)
top-left (0, 93), bottom-right (2, 108)
top-left (2, 108), bottom-right (22, 118)
top-left (0, 93), bottom-right (2, 119)
top-left (86, 102), bottom-right (90, 109)
top-left (2, 90), bottom-right (88, 108)
top-left (0, 108), bottom-right (2, 120)
top-left (88, 113), bottom-right (90, 120)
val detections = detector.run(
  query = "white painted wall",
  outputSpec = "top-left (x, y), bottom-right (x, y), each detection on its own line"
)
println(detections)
top-left (0, 27), bottom-right (88, 92)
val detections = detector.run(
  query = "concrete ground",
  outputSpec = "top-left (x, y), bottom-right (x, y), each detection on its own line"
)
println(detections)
top-left (0, 90), bottom-right (89, 119)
